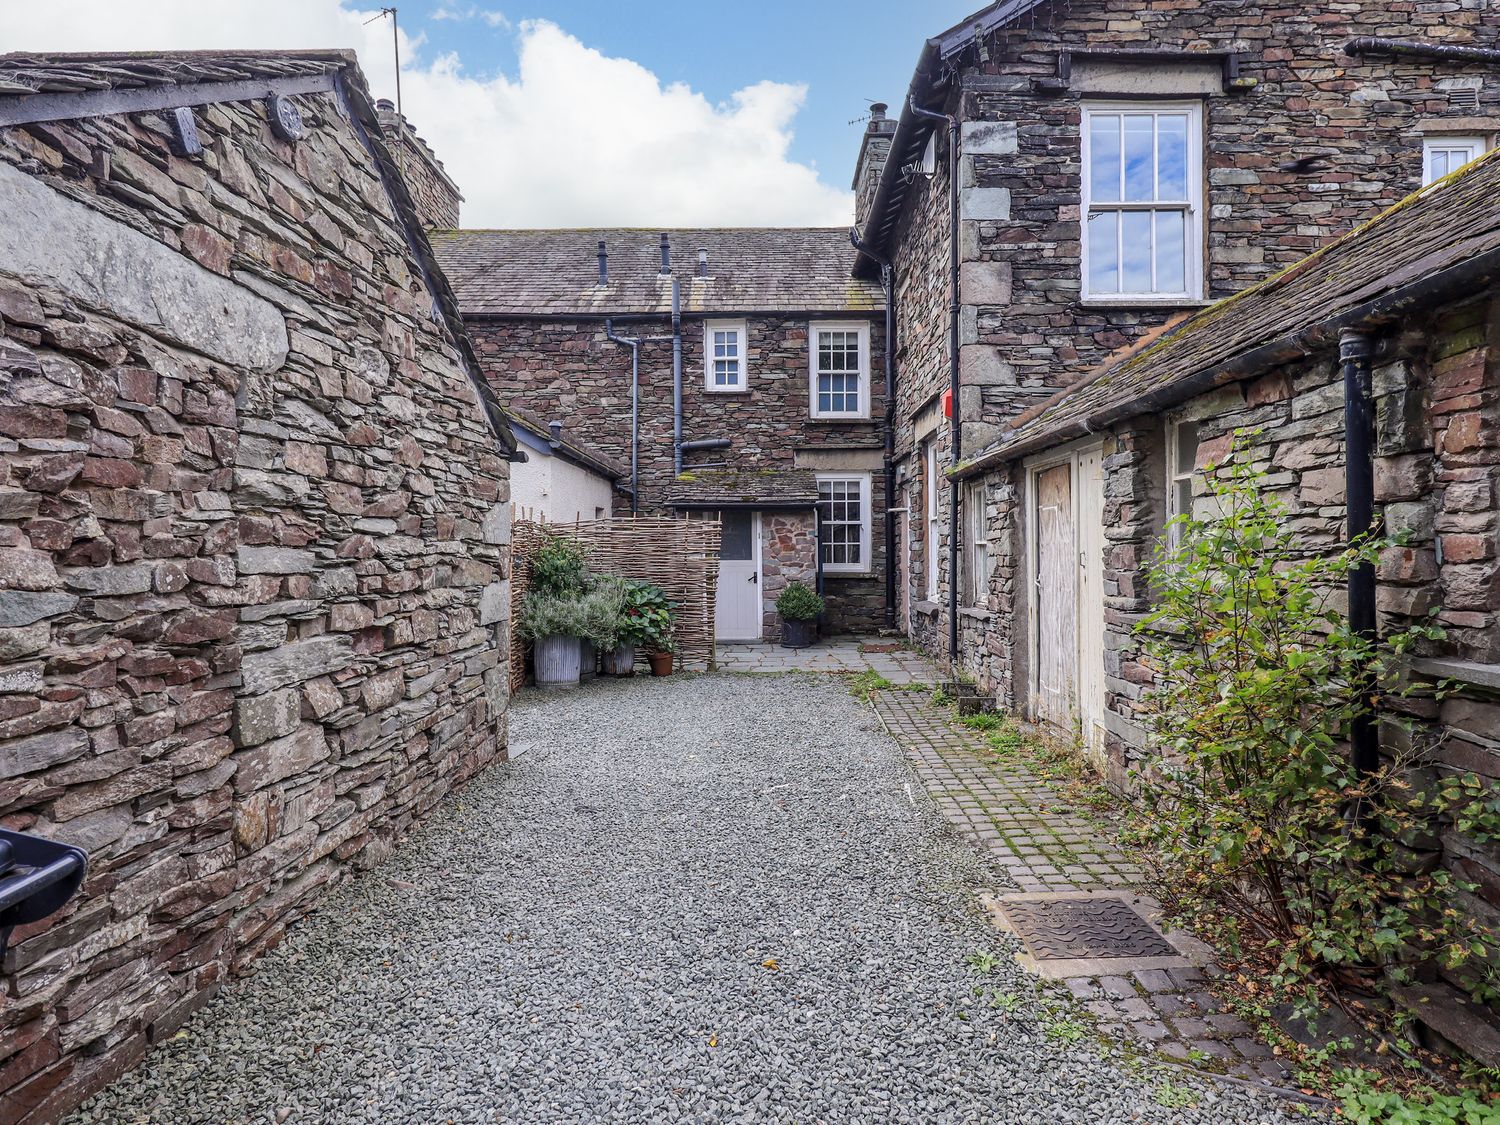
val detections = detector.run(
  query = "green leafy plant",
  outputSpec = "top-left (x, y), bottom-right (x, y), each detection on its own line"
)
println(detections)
top-left (529, 534), bottom-right (589, 597)
top-left (965, 951), bottom-right (1001, 975)
top-left (1043, 1018), bottom-right (1086, 1043)
top-left (517, 589), bottom-right (586, 641)
top-left (1153, 1082), bottom-right (1200, 1110)
top-left (776, 581), bottom-right (825, 622)
top-left (1135, 452), bottom-right (1500, 1010)
top-left (616, 580), bottom-right (676, 653)
top-left (1334, 1068), bottom-right (1500, 1124)
top-left (960, 712), bottom-right (1004, 731)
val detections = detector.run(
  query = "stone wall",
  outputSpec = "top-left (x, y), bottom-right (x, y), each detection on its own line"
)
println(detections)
top-left (470, 314), bottom-right (889, 632)
top-left (376, 102), bottom-right (462, 231)
top-left (0, 79), bottom-right (508, 1121)
top-left (890, 0), bottom-right (1500, 670)
top-left (758, 511), bottom-right (817, 641)
top-left (970, 286), bottom-right (1500, 1000)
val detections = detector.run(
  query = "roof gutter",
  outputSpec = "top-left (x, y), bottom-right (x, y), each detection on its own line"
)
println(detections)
top-left (951, 239), bottom-right (1500, 479)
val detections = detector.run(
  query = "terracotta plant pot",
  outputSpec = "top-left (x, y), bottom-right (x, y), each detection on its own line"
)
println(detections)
top-left (602, 644), bottom-right (636, 676)
top-left (780, 618), bottom-right (816, 649)
top-left (647, 651), bottom-right (673, 677)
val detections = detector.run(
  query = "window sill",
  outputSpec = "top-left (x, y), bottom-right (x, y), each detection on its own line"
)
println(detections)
top-left (1411, 656), bottom-right (1500, 692)
top-left (810, 415), bottom-right (875, 424)
top-left (913, 599), bottom-right (943, 616)
top-left (823, 569), bottom-right (874, 580)
top-left (704, 387), bottom-right (750, 395)
top-left (960, 607), bottom-right (993, 621)
top-left (1079, 297), bottom-right (1213, 311)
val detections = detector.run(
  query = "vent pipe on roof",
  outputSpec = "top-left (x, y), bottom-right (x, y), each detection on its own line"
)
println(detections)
top-left (597, 241), bottom-right (608, 286)
top-left (697, 248), bottom-right (709, 277)
top-left (660, 233), bottom-right (672, 275)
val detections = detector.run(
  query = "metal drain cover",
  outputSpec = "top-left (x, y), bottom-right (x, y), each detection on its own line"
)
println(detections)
top-left (998, 897), bottom-right (1175, 960)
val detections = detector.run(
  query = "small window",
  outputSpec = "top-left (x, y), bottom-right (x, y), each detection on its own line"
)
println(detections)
top-left (1083, 102), bottom-right (1204, 301)
top-left (964, 480), bottom-right (989, 606)
top-left (925, 442), bottom-right (941, 600)
top-left (1166, 418), bottom-right (1199, 546)
top-left (1422, 137), bottom-right (1486, 186)
top-left (809, 322), bottom-right (871, 419)
top-left (705, 320), bottom-right (747, 392)
top-left (816, 474), bottom-right (871, 574)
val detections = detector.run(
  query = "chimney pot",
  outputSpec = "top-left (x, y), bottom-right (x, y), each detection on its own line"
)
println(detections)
top-left (375, 98), bottom-right (396, 112)
top-left (548, 420), bottom-right (562, 448)
top-left (697, 248), bottom-right (709, 277)
top-left (597, 240), bottom-right (608, 286)
top-left (659, 233), bottom-right (672, 275)
top-left (870, 102), bottom-right (887, 121)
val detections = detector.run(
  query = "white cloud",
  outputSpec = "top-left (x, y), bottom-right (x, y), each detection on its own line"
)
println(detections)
top-left (0, 2), bottom-right (852, 228)
top-left (432, 4), bottom-right (510, 29)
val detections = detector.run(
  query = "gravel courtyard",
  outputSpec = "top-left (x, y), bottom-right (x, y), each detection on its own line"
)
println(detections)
top-left (68, 675), bottom-right (1304, 1124)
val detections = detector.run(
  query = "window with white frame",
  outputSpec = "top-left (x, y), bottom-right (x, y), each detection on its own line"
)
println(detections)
top-left (1422, 137), bottom-right (1487, 186)
top-left (810, 322), bottom-right (870, 419)
top-left (963, 481), bottom-right (989, 606)
top-left (1166, 418), bottom-right (1199, 547)
top-left (1083, 102), bottom-right (1204, 301)
top-left (925, 442), bottom-right (940, 600)
top-left (816, 473), bottom-right (871, 574)
top-left (704, 320), bottom-right (747, 391)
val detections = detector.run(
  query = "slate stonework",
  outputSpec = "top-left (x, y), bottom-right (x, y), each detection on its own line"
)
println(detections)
top-left (469, 314), bottom-right (889, 633)
top-left (884, 1), bottom-right (1500, 666)
top-left (0, 67), bottom-right (508, 1122)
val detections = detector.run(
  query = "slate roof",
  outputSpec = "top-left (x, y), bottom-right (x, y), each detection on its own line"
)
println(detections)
top-left (0, 50), bottom-right (519, 460)
top-left (955, 146), bottom-right (1500, 476)
top-left (664, 470), bottom-right (820, 510)
top-left (0, 49), bottom-right (347, 95)
top-left (430, 228), bottom-right (885, 317)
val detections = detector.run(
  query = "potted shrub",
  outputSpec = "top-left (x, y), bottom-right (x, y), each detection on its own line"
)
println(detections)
top-left (518, 590), bottom-right (586, 687)
top-left (623, 582), bottom-right (677, 676)
top-left (521, 534), bottom-right (590, 688)
top-left (647, 634), bottom-right (677, 677)
top-left (598, 579), bottom-right (664, 676)
top-left (580, 580), bottom-right (627, 677)
top-left (776, 582), bottom-right (824, 649)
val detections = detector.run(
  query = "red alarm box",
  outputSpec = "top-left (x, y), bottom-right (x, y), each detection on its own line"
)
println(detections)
top-left (942, 387), bottom-right (953, 418)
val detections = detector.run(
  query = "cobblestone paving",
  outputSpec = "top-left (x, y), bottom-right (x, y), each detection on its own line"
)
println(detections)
top-left (871, 687), bottom-right (1294, 1088)
top-left (715, 637), bottom-right (932, 684)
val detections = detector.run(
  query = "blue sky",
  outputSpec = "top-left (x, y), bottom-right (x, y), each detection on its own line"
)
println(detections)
top-left (5, 0), bottom-right (986, 227)
top-left (417, 1), bottom-right (980, 185)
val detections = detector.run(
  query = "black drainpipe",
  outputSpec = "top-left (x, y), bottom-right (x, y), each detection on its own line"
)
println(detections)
top-left (1340, 328), bottom-right (1379, 779)
top-left (910, 99), bottom-right (962, 664)
top-left (850, 228), bottom-right (898, 630)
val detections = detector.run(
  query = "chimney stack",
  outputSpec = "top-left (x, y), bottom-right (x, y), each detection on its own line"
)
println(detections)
top-left (853, 101), bottom-right (898, 232)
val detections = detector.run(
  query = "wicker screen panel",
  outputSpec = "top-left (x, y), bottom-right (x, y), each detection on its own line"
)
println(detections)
top-left (509, 516), bottom-right (722, 690)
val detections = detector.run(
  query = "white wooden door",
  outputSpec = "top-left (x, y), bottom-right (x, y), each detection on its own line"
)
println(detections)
top-left (1034, 464), bottom-right (1076, 729)
top-left (1076, 446), bottom-right (1107, 764)
top-left (715, 510), bottom-right (761, 641)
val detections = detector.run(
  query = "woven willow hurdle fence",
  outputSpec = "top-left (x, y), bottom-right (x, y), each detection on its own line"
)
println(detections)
top-left (509, 516), bottom-right (722, 690)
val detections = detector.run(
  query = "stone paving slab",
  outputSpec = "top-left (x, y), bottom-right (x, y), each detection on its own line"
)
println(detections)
top-left (715, 637), bottom-right (932, 684)
top-left (870, 687), bottom-right (1293, 1087)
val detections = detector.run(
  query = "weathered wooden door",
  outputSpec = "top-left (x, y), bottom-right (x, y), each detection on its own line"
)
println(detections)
top-left (1034, 464), bottom-right (1076, 728)
top-left (715, 510), bottom-right (762, 641)
top-left (1075, 446), bottom-right (1106, 764)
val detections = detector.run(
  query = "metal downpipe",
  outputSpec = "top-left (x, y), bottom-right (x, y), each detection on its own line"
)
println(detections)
top-left (672, 278), bottom-right (683, 477)
top-left (1340, 328), bottom-right (1379, 779)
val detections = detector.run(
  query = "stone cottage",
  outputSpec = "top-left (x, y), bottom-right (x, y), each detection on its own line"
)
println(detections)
top-left (0, 50), bottom-right (515, 1122)
top-left (950, 144), bottom-right (1500, 1059)
top-left (851, 0), bottom-right (1500, 678)
top-left (432, 228), bottom-right (889, 641)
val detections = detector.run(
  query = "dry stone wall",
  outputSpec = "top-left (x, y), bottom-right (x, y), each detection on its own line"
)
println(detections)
top-left (0, 81), bottom-right (508, 1122)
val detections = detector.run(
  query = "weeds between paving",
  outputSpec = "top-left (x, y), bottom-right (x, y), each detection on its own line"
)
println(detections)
top-left (855, 680), bottom-right (1500, 1124)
